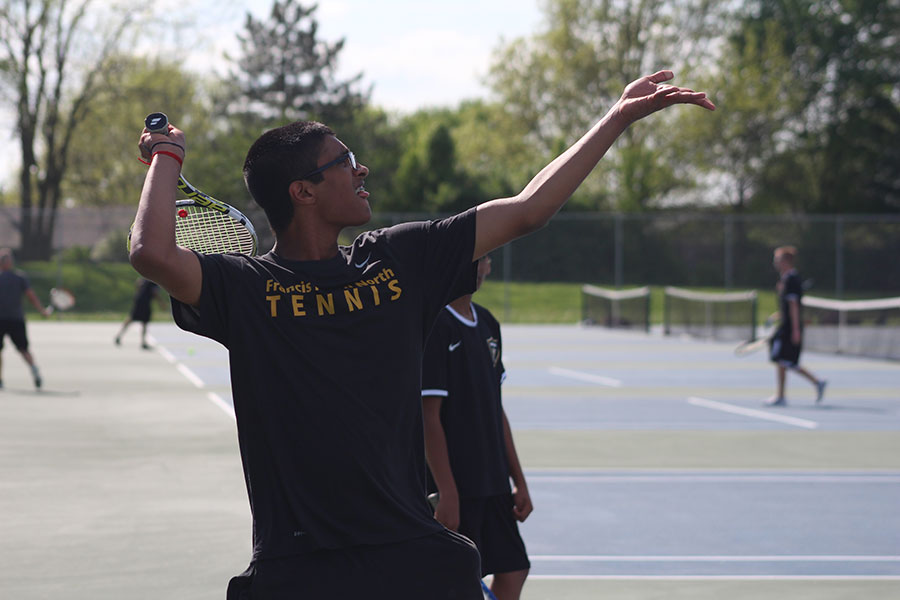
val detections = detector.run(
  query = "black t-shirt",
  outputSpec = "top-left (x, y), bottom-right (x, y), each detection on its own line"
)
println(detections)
top-left (421, 302), bottom-right (510, 498)
top-left (778, 269), bottom-right (803, 333)
top-left (171, 209), bottom-right (477, 559)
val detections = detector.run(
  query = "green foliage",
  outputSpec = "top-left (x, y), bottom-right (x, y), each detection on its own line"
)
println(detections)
top-left (64, 56), bottom-right (217, 208)
top-left (90, 230), bottom-right (131, 263)
top-left (712, 0), bottom-right (900, 213)
top-left (486, 0), bottom-right (722, 211)
top-left (676, 19), bottom-right (803, 210)
top-left (22, 259), bottom-right (152, 316)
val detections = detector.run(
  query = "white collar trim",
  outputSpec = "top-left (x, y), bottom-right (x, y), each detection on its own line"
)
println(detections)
top-left (445, 303), bottom-right (478, 327)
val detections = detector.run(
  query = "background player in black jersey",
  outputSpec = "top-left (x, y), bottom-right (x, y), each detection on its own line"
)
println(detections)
top-left (0, 248), bottom-right (49, 390)
top-left (766, 246), bottom-right (827, 406)
top-left (115, 277), bottom-right (162, 350)
top-left (422, 255), bottom-right (532, 600)
top-left (131, 71), bottom-right (713, 598)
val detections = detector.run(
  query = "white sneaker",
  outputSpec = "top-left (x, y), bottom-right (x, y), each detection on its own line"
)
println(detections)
top-left (815, 380), bottom-right (827, 404)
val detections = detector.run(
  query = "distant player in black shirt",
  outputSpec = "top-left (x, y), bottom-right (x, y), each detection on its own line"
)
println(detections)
top-left (0, 248), bottom-right (50, 389)
top-left (130, 72), bottom-right (713, 598)
top-left (422, 255), bottom-right (532, 600)
top-left (115, 278), bottom-right (161, 350)
top-left (766, 246), bottom-right (827, 406)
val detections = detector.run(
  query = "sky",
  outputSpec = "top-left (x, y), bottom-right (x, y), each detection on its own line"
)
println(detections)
top-left (1, 0), bottom-right (543, 186)
top-left (180, 0), bottom-right (544, 111)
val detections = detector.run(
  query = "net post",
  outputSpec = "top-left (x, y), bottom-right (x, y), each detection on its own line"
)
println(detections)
top-left (835, 216), bottom-right (844, 298)
top-left (580, 284), bottom-right (587, 324)
top-left (614, 214), bottom-right (624, 288)
top-left (663, 287), bottom-right (671, 336)
top-left (644, 288), bottom-right (651, 333)
top-left (724, 215), bottom-right (734, 289)
top-left (751, 292), bottom-right (758, 341)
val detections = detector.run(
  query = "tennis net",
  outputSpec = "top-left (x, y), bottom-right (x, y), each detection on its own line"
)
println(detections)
top-left (581, 285), bottom-right (651, 331)
top-left (803, 295), bottom-right (900, 361)
top-left (664, 286), bottom-right (757, 342)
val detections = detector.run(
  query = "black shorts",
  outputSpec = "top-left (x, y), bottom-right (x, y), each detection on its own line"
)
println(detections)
top-left (0, 319), bottom-right (28, 352)
top-left (770, 329), bottom-right (802, 368)
top-left (226, 529), bottom-right (483, 600)
top-left (459, 493), bottom-right (530, 577)
top-left (130, 301), bottom-right (152, 323)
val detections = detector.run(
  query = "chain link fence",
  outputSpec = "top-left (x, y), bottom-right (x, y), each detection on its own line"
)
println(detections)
top-left (3, 207), bottom-right (899, 297)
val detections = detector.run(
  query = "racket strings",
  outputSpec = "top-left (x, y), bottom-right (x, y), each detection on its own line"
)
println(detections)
top-left (176, 204), bottom-right (256, 255)
top-left (49, 288), bottom-right (75, 310)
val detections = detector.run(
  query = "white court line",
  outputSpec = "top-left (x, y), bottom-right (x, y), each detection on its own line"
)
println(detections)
top-left (549, 366), bottom-right (623, 388)
top-left (526, 575), bottom-right (900, 581)
top-left (688, 396), bottom-right (819, 429)
top-left (148, 335), bottom-right (235, 420)
top-left (529, 555), bottom-right (900, 562)
top-left (207, 392), bottom-right (236, 420)
top-left (176, 363), bottom-right (206, 389)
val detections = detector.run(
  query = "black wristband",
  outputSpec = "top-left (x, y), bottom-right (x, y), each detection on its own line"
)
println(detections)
top-left (150, 140), bottom-right (185, 155)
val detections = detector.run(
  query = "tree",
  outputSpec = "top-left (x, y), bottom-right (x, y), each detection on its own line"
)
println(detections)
top-left (487, 0), bottom-right (721, 210)
top-left (743, 0), bottom-right (900, 213)
top-left (63, 56), bottom-right (220, 206)
top-left (0, 0), bottom-right (136, 259)
top-left (677, 19), bottom-right (803, 212)
top-left (228, 0), bottom-right (369, 125)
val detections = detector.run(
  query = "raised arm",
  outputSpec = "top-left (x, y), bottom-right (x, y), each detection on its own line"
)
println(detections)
top-left (129, 124), bottom-right (202, 306)
top-left (473, 70), bottom-right (714, 259)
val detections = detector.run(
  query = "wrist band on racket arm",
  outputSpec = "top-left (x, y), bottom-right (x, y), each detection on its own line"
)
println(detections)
top-left (151, 150), bottom-right (183, 168)
top-left (150, 140), bottom-right (186, 154)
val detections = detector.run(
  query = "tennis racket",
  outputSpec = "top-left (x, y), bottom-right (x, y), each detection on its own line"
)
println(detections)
top-left (426, 493), bottom-right (499, 600)
top-left (734, 317), bottom-right (779, 357)
top-left (46, 287), bottom-right (76, 315)
top-left (131, 112), bottom-right (258, 256)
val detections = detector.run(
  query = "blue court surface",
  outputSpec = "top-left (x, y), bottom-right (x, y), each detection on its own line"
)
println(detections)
top-left (148, 323), bottom-right (900, 587)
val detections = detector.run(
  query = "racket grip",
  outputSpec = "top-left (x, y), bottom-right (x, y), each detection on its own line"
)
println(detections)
top-left (145, 112), bottom-right (169, 134)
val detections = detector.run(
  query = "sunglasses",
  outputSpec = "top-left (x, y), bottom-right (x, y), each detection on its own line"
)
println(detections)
top-left (299, 151), bottom-right (358, 180)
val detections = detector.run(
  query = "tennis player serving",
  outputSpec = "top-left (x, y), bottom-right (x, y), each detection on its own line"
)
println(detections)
top-left (130, 70), bottom-right (713, 599)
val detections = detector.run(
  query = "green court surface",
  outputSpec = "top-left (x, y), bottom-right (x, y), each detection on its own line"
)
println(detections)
top-left (0, 322), bottom-right (897, 599)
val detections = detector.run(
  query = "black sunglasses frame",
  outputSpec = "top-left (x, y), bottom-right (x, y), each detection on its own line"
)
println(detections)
top-left (298, 151), bottom-right (357, 180)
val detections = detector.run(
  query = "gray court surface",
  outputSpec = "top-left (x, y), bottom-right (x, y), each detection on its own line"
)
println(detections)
top-left (1, 322), bottom-right (898, 599)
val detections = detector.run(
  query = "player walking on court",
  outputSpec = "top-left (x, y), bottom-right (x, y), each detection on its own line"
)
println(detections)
top-left (115, 277), bottom-right (161, 350)
top-left (766, 246), bottom-right (827, 406)
top-left (0, 248), bottom-right (49, 389)
top-left (130, 71), bottom-right (713, 598)
top-left (423, 255), bottom-right (532, 600)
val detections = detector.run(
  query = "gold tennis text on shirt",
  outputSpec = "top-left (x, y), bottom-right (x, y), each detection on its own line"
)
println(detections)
top-left (264, 268), bottom-right (402, 317)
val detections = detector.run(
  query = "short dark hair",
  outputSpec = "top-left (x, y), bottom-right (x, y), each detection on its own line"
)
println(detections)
top-left (242, 121), bottom-right (334, 233)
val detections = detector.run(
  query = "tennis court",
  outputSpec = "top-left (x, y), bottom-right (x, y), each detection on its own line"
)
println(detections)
top-left (1, 321), bottom-right (898, 599)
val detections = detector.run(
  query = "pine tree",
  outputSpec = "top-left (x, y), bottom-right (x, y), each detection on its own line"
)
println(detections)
top-left (229, 0), bottom-right (368, 124)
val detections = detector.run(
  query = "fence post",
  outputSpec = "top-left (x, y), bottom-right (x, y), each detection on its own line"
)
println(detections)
top-left (724, 215), bottom-right (734, 289)
top-left (835, 216), bottom-right (844, 298)
top-left (614, 214), bottom-right (624, 288)
top-left (503, 242), bottom-right (512, 321)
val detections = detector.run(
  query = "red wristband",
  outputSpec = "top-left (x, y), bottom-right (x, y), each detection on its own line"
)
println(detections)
top-left (152, 150), bottom-right (183, 168)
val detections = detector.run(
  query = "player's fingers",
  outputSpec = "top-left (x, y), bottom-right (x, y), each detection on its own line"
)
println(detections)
top-left (654, 87), bottom-right (716, 110)
top-left (647, 70), bottom-right (674, 84)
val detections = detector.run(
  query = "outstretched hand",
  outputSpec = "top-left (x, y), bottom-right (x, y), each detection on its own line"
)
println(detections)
top-left (615, 70), bottom-right (715, 124)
